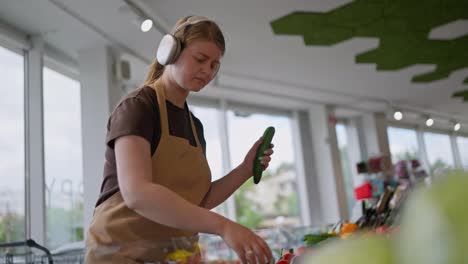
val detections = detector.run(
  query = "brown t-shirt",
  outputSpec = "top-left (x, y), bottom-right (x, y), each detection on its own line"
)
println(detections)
top-left (96, 86), bottom-right (206, 207)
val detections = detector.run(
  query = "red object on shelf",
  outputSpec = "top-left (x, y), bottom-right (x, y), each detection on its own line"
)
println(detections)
top-left (354, 182), bottom-right (373, 200)
top-left (367, 157), bottom-right (379, 173)
top-left (283, 253), bottom-right (294, 261)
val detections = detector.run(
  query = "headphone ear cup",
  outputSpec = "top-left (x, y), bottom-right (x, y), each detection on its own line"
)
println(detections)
top-left (171, 39), bottom-right (182, 64)
top-left (156, 34), bottom-right (180, 65)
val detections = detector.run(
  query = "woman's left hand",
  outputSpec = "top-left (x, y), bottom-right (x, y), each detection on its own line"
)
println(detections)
top-left (240, 137), bottom-right (274, 180)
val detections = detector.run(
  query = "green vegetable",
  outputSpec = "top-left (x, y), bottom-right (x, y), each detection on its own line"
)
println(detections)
top-left (253, 126), bottom-right (275, 184)
top-left (303, 233), bottom-right (337, 246)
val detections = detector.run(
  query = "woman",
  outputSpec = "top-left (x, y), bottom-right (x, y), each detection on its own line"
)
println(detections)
top-left (85, 15), bottom-right (275, 263)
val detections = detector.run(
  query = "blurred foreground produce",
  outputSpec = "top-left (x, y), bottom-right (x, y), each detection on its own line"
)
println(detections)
top-left (299, 172), bottom-right (468, 264)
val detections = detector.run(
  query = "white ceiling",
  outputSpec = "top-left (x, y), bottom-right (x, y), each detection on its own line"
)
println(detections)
top-left (1, 0), bottom-right (467, 122)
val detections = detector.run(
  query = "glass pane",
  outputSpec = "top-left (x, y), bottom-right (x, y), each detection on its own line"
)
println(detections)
top-left (43, 67), bottom-right (83, 249)
top-left (227, 110), bottom-right (300, 229)
top-left (335, 123), bottom-right (355, 216)
top-left (457, 137), bottom-right (468, 169)
top-left (387, 127), bottom-right (419, 162)
top-left (0, 46), bottom-right (25, 243)
top-left (190, 105), bottom-right (228, 216)
top-left (424, 132), bottom-right (454, 175)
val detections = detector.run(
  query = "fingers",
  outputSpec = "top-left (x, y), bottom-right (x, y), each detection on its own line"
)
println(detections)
top-left (245, 249), bottom-right (257, 264)
top-left (242, 248), bottom-right (269, 264)
top-left (261, 156), bottom-right (272, 163)
top-left (238, 251), bottom-right (248, 264)
top-left (241, 236), bottom-right (272, 264)
top-left (258, 150), bottom-right (273, 169)
top-left (256, 237), bottom-right (273, 262)
top-left (263, 149), bottom-right (274, 156)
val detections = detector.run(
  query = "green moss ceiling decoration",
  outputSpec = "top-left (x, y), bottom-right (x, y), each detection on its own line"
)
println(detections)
top-left (270, 0), bottom-right (468, 84)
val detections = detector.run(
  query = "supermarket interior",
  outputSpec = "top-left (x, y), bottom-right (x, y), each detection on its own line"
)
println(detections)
top-left (1, 0), bottom-right (468, 263)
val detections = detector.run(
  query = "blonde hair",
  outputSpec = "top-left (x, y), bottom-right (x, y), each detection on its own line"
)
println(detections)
top-left (143, 16), bottom-right (225, 86)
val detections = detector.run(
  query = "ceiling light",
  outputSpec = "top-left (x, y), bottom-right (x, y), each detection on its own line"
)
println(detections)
top-left (425, 117), bottom-right (434, 127)
top-left (454, 122), bottom-right (461, 131)
top-left (140, 19), bottom-right (153, 32)
top-left (393, 110), bottom-right (403, 121)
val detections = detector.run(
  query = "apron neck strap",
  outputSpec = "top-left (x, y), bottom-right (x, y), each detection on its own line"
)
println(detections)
top-left (153, 80), bottom-right (201, 147)
top-left (153, 81), bottom-right (169, 137)
top-left (187, 107), bottom-right (201, 147)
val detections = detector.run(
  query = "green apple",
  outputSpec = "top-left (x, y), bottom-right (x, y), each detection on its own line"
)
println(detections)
top-left (300, 236), bottom-right (395, 264)
top-left (397, 173), bottom-right (468, 264)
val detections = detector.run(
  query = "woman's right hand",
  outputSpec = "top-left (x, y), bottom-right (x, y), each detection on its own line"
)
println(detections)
top-left (218, 219), bottom-right (273, 264)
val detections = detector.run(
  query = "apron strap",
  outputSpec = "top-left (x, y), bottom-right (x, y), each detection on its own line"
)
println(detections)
top-left (153, 82), bottom-right (169, 137)
top-left (154, 80), bottom-right (201, 148)
top-left (186, 104), bottom-right (201, 147)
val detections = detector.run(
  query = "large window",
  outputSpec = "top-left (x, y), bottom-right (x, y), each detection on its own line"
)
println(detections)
top-left (227, 109), bottom-right (300, 229)
top-left (457, 136), bottom-right (468, 169)
top-left (43, 67), bottom-right (83, 249)
top-left (424, 132), bottom-right (454, 175)
top-left (335, 123), bottom-right (355, 217)
top-left (387, 127), bottom-right (419, 163)
top-left (0, 45), bottom-right (25, 243)
top-left (190, 105), bottom-right (228, 216)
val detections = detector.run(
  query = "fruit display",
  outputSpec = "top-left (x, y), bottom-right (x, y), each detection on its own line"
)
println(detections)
top-left (300, 184), bottom-right (404, 249)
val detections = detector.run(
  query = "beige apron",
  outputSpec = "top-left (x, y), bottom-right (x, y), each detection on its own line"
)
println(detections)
top-left (85, 81), bottom-right (212, 263)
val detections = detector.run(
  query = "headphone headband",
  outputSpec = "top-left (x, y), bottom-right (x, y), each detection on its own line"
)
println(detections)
top-left (172, 16), bottom-right (211, 35)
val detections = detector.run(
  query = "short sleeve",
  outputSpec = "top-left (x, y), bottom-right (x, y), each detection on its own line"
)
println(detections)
top-left (106, 97), bottom-right (154, 149)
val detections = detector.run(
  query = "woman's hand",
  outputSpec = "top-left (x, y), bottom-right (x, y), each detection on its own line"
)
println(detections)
top-left (219, 219), bottom-right (273, 264)
top-left (239, 137), bottom-right (274, 180)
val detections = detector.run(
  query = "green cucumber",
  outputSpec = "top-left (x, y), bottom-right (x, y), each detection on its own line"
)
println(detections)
top-left (253, 126), bottom-right (275, 184)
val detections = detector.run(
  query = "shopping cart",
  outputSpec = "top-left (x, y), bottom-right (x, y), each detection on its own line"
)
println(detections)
top-left (0, 239), bottom-right (52, 264)
top-left (0, 239), bottom-right (84, 264)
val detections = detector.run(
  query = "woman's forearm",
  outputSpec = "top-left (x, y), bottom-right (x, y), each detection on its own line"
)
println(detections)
top-left (129, 183), bottom-right (229, 235)
top-left (200, 164), bottom-right (251, 209)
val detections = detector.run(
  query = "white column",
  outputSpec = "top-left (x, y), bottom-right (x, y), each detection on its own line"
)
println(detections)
top-left (218, 100), bottom-right (237, 221)
top-left (346, 118), bottom-right (365, 186)
top-left (25, 36), bottom-right (45, 245)
top-left (450, 134), bottom-right (462, 169)
top-left (296, 111), bottom-right (322, 225)
top-left (78, 46), bottom-right (123, 237)
top-left (360, 112), bottom-right (391, 159)
top-left (307, 105), bottom-right (348, 224)
top-left (326, 107), bottom-right (349, 221)
top-left (291, 111), bottom-right (311, 226)
top-left (416, 127), bottom-right (431, 175)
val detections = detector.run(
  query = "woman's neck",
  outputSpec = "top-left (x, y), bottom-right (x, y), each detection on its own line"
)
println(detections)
top-left (160, 73), bottom-right (188, 109)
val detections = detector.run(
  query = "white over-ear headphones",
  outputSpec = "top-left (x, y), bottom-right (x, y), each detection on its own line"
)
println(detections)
top-left (156, 16), bottom-right (211, 65)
